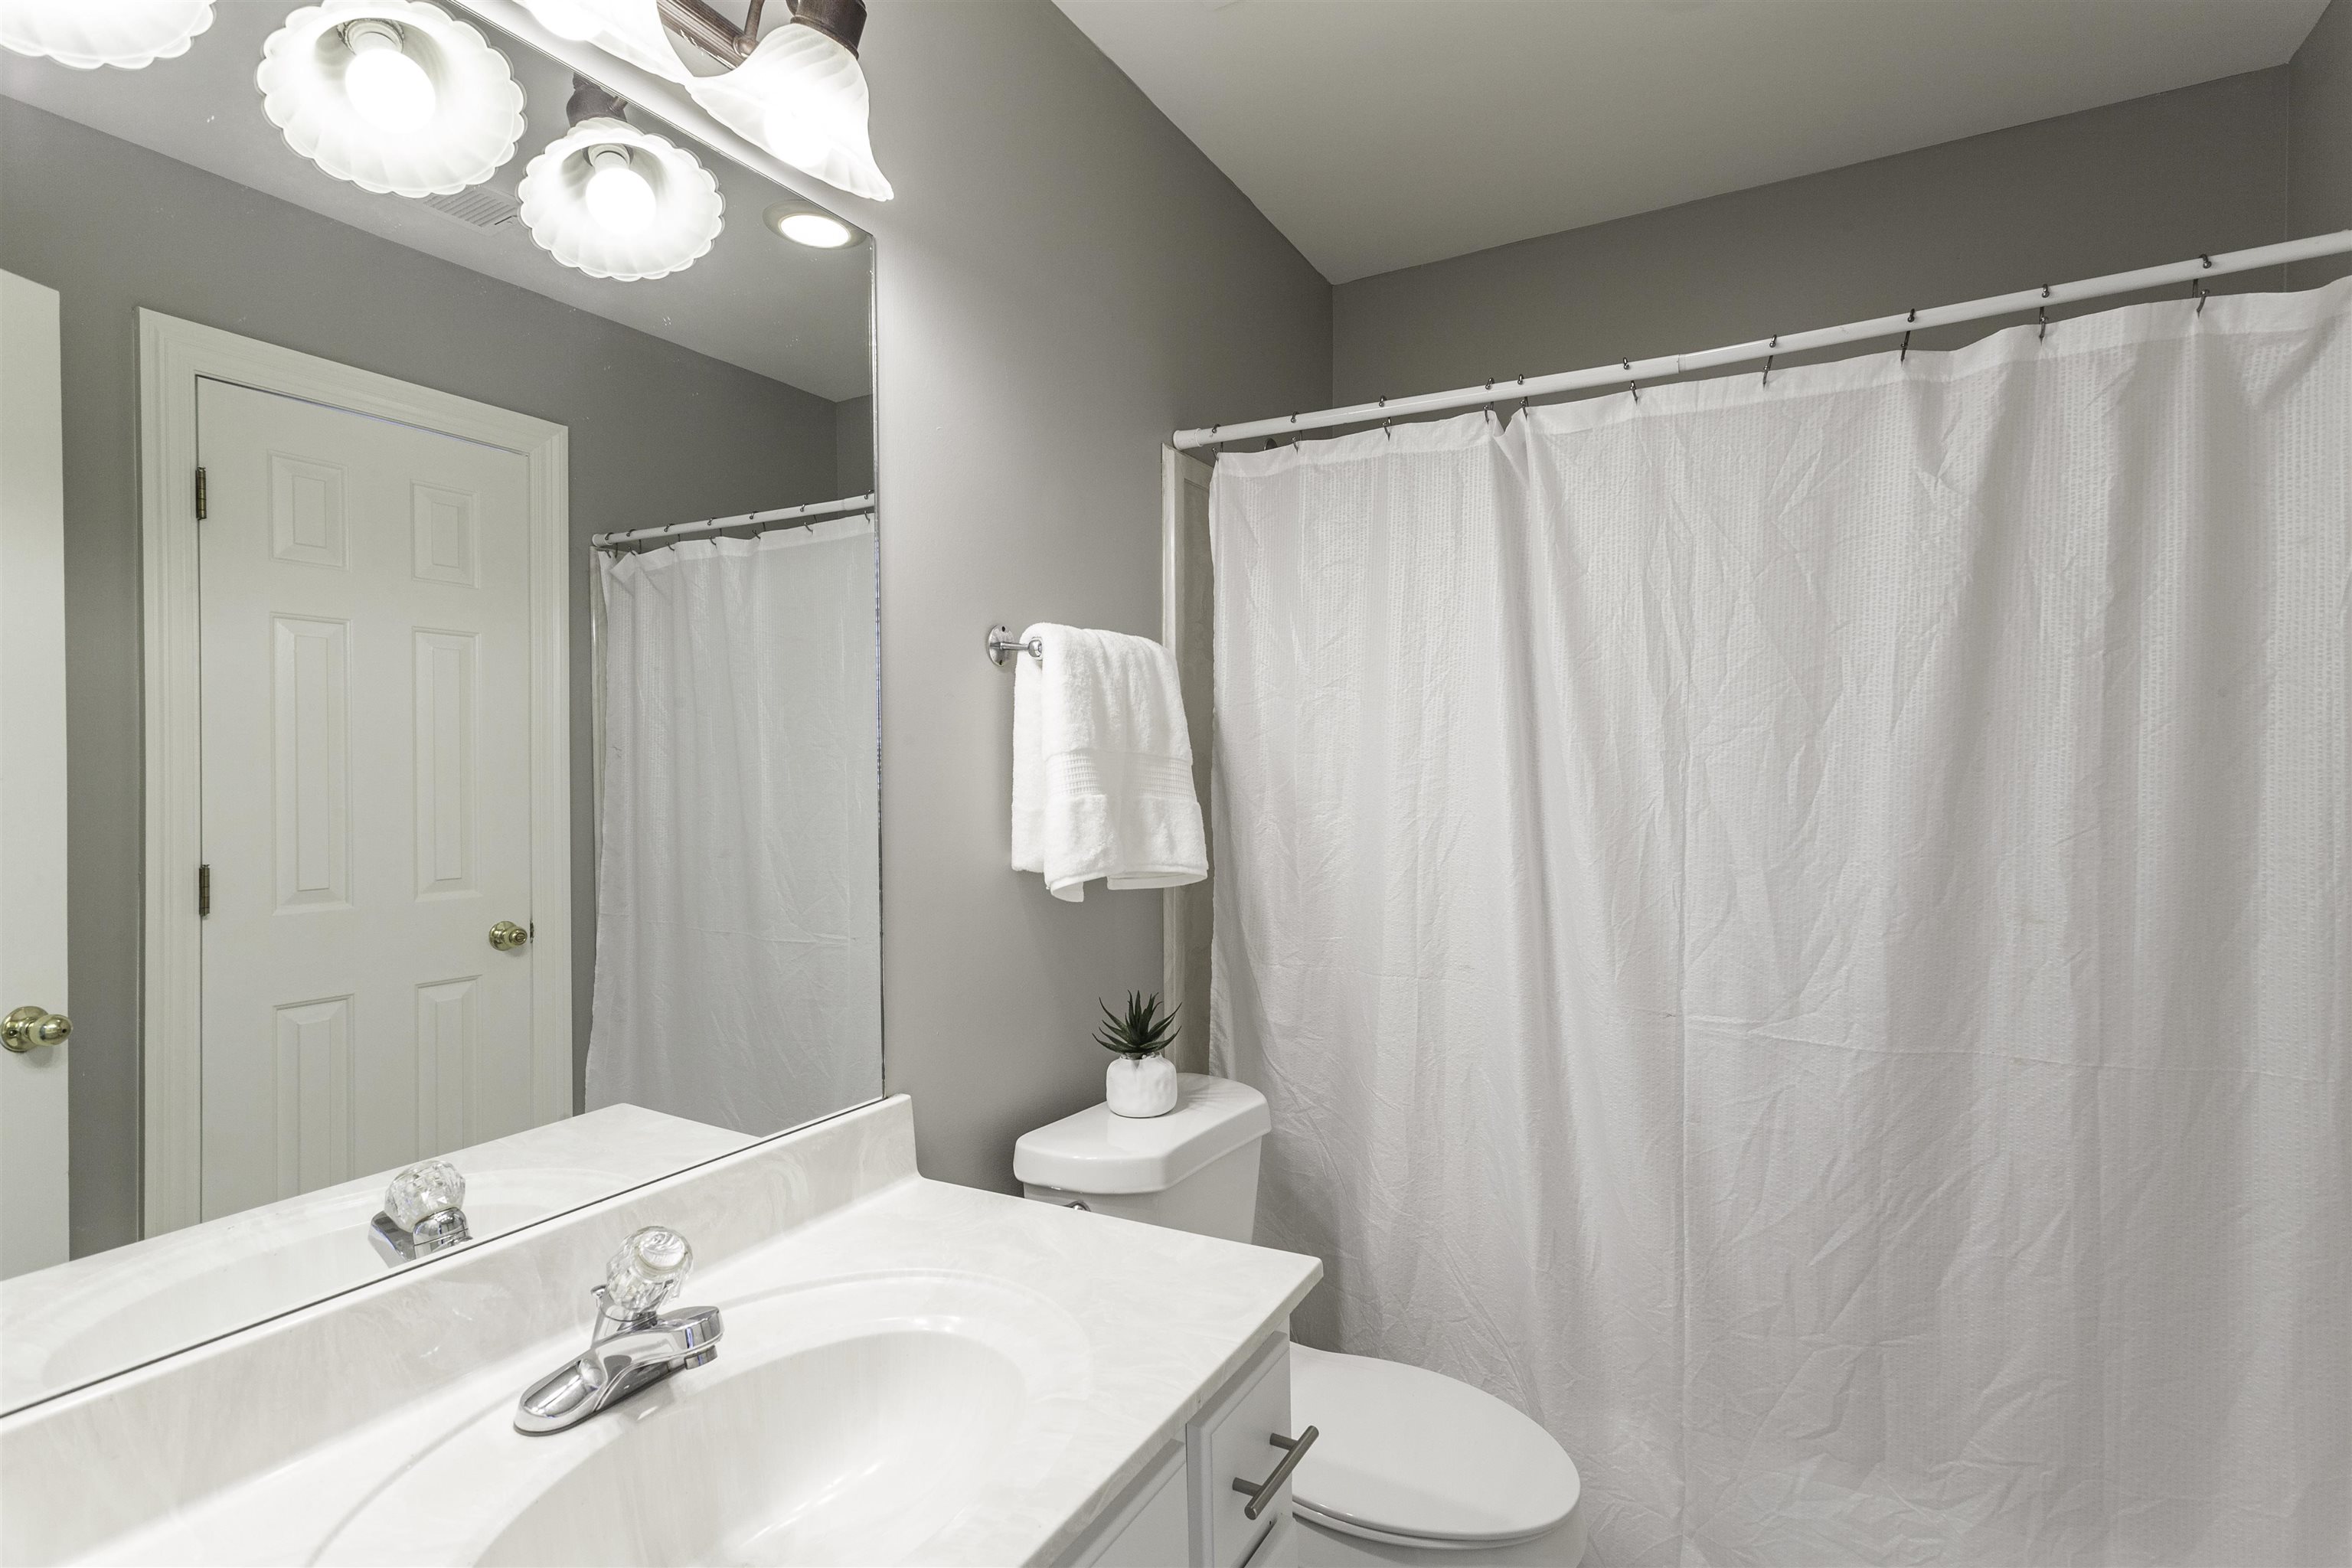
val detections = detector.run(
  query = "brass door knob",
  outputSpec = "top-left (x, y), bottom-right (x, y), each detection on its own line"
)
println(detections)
top-left (3, 1006), bottom-right (70, 1054)
top-left (488, 920), bottom-right (531, 952)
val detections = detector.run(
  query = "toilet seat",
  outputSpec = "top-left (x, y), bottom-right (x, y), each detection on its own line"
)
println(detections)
top-left (1287, 1344), bottom-right (1581, 1550)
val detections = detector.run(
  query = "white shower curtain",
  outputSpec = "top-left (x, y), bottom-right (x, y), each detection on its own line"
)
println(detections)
top-left (590, 517), bottom-right (881, 1136)
top-left (1210, 281), bottom-right (2350, 1566)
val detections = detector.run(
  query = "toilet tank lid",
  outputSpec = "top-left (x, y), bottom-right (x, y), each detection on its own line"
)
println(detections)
top-left (1013, 1074), bottom-right (1270, 1194)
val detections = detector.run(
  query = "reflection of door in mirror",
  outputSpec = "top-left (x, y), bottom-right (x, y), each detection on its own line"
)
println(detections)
top-left (194, 378), bottom-right (546, 1220)
top-left (1, 270), bottom-right (70, 1279)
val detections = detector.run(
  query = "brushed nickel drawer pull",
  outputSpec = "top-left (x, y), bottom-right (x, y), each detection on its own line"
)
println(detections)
top-left (1232, 1426), bottom-right (1318, 1521)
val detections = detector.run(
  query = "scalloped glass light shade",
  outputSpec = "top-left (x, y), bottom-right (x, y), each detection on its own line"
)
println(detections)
top-left (258, 2), bottom-right (526, 198)
top-left (0, 0), bottom-right (214, 70)
top-left (518, 116), bottom-right (724, 280)
top-left (687, 21), bottom-right (892, 202)
top-left (511, 0), bottom-right (688, 83)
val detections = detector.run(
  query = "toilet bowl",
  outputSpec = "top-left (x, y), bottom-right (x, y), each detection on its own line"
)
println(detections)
top-left (1016, 1075), bottom-right (1585, 1567)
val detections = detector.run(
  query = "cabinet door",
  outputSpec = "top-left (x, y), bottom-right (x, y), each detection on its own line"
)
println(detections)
top-left (1187, 1332), bottom-right (1294, 1567)
top-left (1067, 1441), bottom-right (1189, 1568)
top-left (1239, 1512), bottom-right (1297, 1568)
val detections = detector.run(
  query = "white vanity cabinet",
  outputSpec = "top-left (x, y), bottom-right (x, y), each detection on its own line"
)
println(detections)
top-left (1064, 1331), bottom-right (1301, 1568)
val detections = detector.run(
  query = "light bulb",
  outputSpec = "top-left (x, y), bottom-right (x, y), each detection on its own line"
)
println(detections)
top-left (583, 147), bottom-right (656, 236)
top-left (343, 21), bottom-right (436, 135)
top-left (777, 212), bottom-right (852, 248)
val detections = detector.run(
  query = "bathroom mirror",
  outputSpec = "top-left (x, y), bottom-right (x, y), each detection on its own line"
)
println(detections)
top-left (0, 0), bottom-right (880, 1412)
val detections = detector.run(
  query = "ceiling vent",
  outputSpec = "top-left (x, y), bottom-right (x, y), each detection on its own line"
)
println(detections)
top-left (423, 185), bottom-right (522, 233)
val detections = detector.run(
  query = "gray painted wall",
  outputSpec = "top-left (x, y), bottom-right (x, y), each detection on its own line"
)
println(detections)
top-left (1331, 69), bottom-right (2298, 406)
top-left (831, 2), bottom-right (1330, 1191)
top-left (2292, 0), bottom-right (2352, 288)
top-left (0, 99), bottom-right (845, 1256)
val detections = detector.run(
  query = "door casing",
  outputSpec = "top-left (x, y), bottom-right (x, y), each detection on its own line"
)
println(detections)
top-left (2, 270), bottom-right (70, 1276)
top-left (139, 310), bottom-right (570, 1239)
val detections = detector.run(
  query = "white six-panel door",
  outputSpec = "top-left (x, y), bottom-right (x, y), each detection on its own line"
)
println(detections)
top-left (197, 380), bottom-right (538, 1218)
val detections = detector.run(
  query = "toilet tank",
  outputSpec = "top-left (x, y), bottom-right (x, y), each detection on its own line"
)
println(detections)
top-left (1014, 1074), bottom-right (1270, 1243)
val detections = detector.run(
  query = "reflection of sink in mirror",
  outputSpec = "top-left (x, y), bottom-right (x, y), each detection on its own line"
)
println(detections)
top-left (15, 1170), bottom-right (605, 1396)
top-left (318, 1274), bottom-right (1086, 1568)
top-left (0, 1106), bottom-right (755, 1412)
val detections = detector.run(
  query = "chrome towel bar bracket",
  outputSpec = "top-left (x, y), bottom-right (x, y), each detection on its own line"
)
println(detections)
top-left (985, 625), bottom-right (1042, 667)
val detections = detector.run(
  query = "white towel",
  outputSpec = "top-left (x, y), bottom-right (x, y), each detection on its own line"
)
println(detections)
top-left (1011, 624), bottom-right (1207, 903)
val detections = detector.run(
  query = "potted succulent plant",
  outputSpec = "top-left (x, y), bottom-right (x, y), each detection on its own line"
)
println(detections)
top-left (1097, 991), bottom-right (1181, 1117)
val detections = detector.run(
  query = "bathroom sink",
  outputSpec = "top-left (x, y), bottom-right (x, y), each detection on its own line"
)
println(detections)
top-left (317, 1272), bottom-right (1088, 1567)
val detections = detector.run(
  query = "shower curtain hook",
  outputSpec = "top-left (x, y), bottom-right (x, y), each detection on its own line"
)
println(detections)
top-left (2038, 284), bottom-right (2053, 341)
top-left (1901, 307), bottom-right (1916, 363)
top-left (1762, 334), bottom-right (1778, 385)
top-left (1380, 395), bottom-right (1392, 438)
top-left (1624, 358), bottom-right (1638, 401)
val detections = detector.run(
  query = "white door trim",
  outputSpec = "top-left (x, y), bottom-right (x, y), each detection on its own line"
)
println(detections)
top-left (139, 310), bottom-right (571, 1237)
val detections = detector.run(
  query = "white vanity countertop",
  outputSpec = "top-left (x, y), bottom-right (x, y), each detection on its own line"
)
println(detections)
top-left (5, 1098), bottom-right (1319, 1568)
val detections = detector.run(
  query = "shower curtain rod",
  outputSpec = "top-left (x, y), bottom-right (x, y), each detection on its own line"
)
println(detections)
top-left (1173, 230), bottom-right (2352, 450)
top-left (591, 492), bottom-right (877, 548)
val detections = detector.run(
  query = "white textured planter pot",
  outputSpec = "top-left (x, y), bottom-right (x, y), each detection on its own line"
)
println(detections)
top-left (1106, 1054), bottom-right (1179, 1118)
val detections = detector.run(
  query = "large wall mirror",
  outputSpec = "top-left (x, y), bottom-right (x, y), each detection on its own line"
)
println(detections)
top-left (0, 0), bottom-right (880, 1412)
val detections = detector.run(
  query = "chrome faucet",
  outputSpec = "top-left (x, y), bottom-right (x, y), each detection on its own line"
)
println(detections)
top-left (368, 1158), bottom-right (472, 1265)
top-left (514, 1226), bottom-right (723, 1435)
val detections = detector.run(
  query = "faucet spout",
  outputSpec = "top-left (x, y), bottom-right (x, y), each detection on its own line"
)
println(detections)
top-left (514, 1227), bottom-right (722, 1435)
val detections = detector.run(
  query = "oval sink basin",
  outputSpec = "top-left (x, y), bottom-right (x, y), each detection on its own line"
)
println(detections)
top-left (319, 1272), bottom-right (1089, 1567)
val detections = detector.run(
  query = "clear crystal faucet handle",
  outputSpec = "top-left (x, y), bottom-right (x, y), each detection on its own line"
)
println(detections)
top-left (383, 1159), bottom-right (466, 1231)
top-left (603, 1226), bottom-right (693, 1316)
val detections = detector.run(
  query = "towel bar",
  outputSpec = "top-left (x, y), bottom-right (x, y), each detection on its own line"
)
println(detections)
top-left (985, 625), bottom-right (1042, 667)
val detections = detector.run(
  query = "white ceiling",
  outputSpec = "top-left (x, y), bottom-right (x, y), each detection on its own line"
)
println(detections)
top-left (2, 3), bottom-right (872, 398)
top-left (1057, 0), bottom-right (2331, 284)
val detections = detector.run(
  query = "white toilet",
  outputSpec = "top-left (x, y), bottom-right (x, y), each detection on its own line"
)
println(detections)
top-left (1017, 1075), bottom-right (1586, 1566)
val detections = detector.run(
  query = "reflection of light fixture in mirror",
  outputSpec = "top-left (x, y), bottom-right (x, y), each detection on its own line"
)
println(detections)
top-left (0, 0), bottom-right (215, 70)
top-left (511, 0), bottom-right (690, 83)
top-left (688, 0), bottom-right (891, 202)
top-left (763, 201), bottom-right (857, 250)
top-left (259, 2), bottom-right (526, 198)
top-left (518, 78), bottom-right (724, 280)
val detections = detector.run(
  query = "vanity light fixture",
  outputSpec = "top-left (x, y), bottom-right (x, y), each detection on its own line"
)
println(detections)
top-left (0, 0), bottom-right (215, 70)
top-left (257, 1), bottom-right (526, 198)
top-left (517, 77), bottom-right (725, 280)
top-left (763, 201), bottom-right (858, 249)
top-left (688, 0), bottom-right (893, 202)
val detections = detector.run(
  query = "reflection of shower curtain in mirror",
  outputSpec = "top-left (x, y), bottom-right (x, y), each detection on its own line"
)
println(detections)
top-left (1210, 284), bottom-right (2350, 1566)
top-left (590, 517), bottom-right (880, 1137)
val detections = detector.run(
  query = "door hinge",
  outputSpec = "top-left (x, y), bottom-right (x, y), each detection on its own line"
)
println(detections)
top-left (195, 467), bottom-right (207, 521)
top-left (198, 864), bottom-right (211, 917)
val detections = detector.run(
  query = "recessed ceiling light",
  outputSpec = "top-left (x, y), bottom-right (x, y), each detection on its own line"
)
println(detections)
top-left (763, 203), bottom-right (858, 250)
